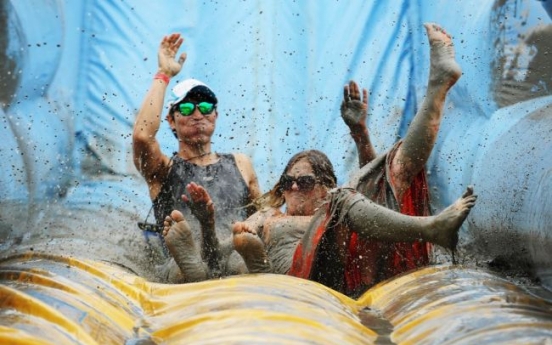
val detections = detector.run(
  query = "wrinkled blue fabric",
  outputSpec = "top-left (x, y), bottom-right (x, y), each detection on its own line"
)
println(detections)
top-left (0, 0), bottom-right (551, 287)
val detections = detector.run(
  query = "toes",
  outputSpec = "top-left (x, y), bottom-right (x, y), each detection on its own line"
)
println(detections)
top-left (232, 223), bottom-right (244, 235)
top-left (170, 209), bottom-right (185, 222)
top-left (462, 186), bottom-right (474, 198)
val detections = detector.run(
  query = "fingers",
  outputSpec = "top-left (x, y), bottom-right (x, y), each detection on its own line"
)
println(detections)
top-left (362, 88), bottom-right (368, 106)
top-left (343, 84), bottom-right (350, 101)
top-left (186, 182), bottom-right (212, 203)
top-left (185, 182), bottom-right (201, 202)
top-left (343, 80), bottom-right (365, 102)
top-left (177, 52), bottom-right (187, 66)
top-left (162, 33), bottom-right (180, 45)
top-left (166, 33), bottom-right (182, 44)
top-left (349, 80), bottom-right (358, 95)
top-left (349, 80), bottom-right (360, 100)
top-left (161, 33), bottom-right (185, 55)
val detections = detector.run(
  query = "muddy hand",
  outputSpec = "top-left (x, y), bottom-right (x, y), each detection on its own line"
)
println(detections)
top-left (182, 182), bottom-right (215, 225)
top-left (340, 80), bottom-right (368, 129)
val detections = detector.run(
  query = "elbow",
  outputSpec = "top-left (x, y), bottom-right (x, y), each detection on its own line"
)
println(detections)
top-left (132, 128), bottom-right (152, 145)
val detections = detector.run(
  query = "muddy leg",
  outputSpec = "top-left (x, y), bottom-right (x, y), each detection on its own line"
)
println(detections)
top-left (393, 23), bottom-right (462, 197)
top-left (163, 210), bottom-right (208, 282)
top-left (184, 182), bottom-right (222, 275)
top-left (345, 187), bottom-right (476, 250)
top-left (427, 186), bottom-right (477, 249)
top-left (425, 22), bottom-right (462, 92)
top-left (232, 222), bottom-right (272, 273)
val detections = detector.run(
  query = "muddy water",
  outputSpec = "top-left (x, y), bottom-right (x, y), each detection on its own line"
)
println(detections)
top-left (0, 199), bottom-right (167, 283)
top-left (1, 191), bottom-right (551, 343)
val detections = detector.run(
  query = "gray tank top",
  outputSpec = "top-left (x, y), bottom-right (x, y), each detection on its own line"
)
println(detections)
top-left (153, 153), bottom-right (254, 244)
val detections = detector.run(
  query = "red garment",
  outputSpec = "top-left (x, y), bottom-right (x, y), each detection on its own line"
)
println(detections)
top-left (288, 142), bottom-right (432, 296)
top-left (344, 170), bottom-right (431, 294)
top-left (288, 205), bottom-right (333, 280)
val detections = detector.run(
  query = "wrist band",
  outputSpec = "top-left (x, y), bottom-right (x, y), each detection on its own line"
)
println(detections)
top-left (154, 73), bottom-right (170, 84)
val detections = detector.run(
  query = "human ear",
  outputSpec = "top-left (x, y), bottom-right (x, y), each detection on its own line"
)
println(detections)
top-left (166, 113), bottom-right (177, 137)
top-left (166, 112), bottom-right (175, 125)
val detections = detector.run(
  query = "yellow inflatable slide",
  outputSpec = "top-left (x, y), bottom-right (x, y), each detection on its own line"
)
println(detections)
top-left (1, 253), bottom-right (552, 344)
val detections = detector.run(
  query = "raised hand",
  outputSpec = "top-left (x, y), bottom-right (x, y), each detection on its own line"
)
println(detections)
top-left (182, 182), bottom-right (215, 226)
top-left (340, 80), bottom-right (377, 167)
top-left (158, 33), bottom-right (187, 77)
top-left (341, 80), bottom-right (368, 130)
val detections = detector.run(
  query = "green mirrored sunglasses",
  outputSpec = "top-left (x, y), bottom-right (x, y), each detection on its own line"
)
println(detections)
top-left (177, 102), bottom-right (216, 116)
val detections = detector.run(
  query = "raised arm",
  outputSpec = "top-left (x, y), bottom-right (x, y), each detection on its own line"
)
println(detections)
top-left (340, 80), bottom-right (377, 167)
top-left (132, 33), bottom-right (187, 198)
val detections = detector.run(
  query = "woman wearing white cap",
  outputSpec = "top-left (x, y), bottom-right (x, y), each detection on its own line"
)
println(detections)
top-left (133, 33), bottom-right (261, 283)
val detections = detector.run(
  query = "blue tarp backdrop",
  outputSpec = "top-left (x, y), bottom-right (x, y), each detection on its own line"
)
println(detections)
top-left (0, 0), bottom-right (551, 287)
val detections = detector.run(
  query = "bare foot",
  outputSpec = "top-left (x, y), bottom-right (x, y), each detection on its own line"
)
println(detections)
top-left (232, 222), bottom-right (272, 273)
top-left (430, 186), bottom-right (477, 249)
top-left (182, 182), bottom-right (221, 272)
top-left (163, 210), bottom-right (208, 282)
top-left (424, 22), bottom-right (462, 90)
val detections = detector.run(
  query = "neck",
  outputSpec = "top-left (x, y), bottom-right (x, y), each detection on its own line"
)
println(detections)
top-left (184, 151), bottom-right (212, 161)
top-left (179, 142), bottom-right (212, 159)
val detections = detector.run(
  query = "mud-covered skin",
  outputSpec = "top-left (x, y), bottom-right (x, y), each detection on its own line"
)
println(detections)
top-left (232, 223), bottom-right (272, 273)
top-left (163, 209), bottom-right (209, 283)
top-left (334, 23), bottom-right (463, 288)
top-left (234, 185), bottom-right (476, 277)
top-left (154, 154), bottom-right (253, 245)
top-left (340, 80), bottom-right (376, 167)
top-left (162, 183), bottom-right (236, 282)
top-left (132, 33), bottom-right (261, 283)
top-left (155, 155), bottom-right (254, 282)
top-left (390, 23), bottom-right (462, 200)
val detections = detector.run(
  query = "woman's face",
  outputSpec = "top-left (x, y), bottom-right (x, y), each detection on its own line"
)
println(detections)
top-left (283, 158), bottom-right (328, 216)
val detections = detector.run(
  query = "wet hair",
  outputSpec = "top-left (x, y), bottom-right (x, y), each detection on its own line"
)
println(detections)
top-left (254, 150), bottom-right (337, 210)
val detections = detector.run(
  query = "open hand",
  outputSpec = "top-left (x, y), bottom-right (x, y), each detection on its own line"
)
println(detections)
top-left (340, 80), bottom-right (368, 129)
top-left (158, 33), bottom-right (187, 77)
top-left (182, 182), bottom-right (215, 225)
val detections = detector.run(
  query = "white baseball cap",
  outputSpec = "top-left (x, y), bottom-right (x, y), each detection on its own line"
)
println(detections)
top-left (166, 78), bottom-right (218, 109)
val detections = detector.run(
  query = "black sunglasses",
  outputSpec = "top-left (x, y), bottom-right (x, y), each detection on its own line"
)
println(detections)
top-left (280, 174), bottom-right (317, 192)
top-left (174, 101), bottom-right (216, 116)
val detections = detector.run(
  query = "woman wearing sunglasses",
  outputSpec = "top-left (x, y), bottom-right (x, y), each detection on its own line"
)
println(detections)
top-left (231, 150), bottom-right (476, 297)
top-left (230, 22), bottom-right (466, 295)
top-left (133, 33), bottom-right (261, 283)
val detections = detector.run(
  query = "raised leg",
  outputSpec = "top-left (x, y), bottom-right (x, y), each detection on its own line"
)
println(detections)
top-left (391, 23), bottom-right (462, 199)
top-left (163, 210), bottom-right (208, 282)
top-left (183, 182), bottom-right (221, 274)
top-left (345, 187), bottom-right (476, 250)
top-left (232, 222), bottom-right (273, 273)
